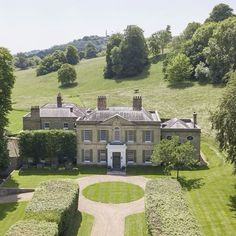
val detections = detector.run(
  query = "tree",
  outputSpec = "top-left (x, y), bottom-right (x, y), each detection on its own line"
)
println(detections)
top-left (148, 33), bottom-right (161, 57)
top-left (119, 25), bottom-right (148, 77)
top-left (155, 27), bottom-right (172, 54)
top-left (57, 64), bottom-right (77, 86)
top-left (65, 45), bottom-right (79, 65)
top-left (14, 53), bottom-right (30, 70)
top-left (165, 53), bottom-right (193, 83)
top-left (182, 22), bottom-right (201, 40)
top-left (151, 136), bottom-right (196, 179)
top-left (211, 73), bottom-right (236, 172)
top-left (104, 33), bottom-right (123, 78)
top-left (0, 48), bottom-right (15, 170)
top-left (110, 46), bottom-right (123, 76)
top-left (194, 61), bottom-right (210, 82)
top-left (206, 3), bottom-right (234, 22)
top-left (84, 42), bottom-right (97, 59)
top-left (79, 51), bottom-right (85, 60)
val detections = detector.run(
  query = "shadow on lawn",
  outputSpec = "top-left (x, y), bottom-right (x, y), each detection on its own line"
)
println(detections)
top-left (0, 202), bottom-right (19, 222)
top-left (126, 166), bottom-right (165, 176)
top-left (178, 176), bottom-right (205, 191)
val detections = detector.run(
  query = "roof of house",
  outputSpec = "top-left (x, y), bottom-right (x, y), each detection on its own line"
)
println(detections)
top-left (161, 118), bottom-right (195, 129)
top-left (81, 107), bottom-right (160, 122)
top-left (25, 103), bottom-right (87, 118)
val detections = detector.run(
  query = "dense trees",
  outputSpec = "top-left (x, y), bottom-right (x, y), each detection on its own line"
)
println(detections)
top-left (84, 42), bottom-right (97, 59)
top-left (206, 3), bottom-right (234, 22)
top-left (57, 64), bottom-right (77, 86)
top-left (211, 73), bottom-right (236, 172)
top-left (163, 3), bottom-right (236, 85)
top-left (104, 25), bottom-right (148, 78)
top-left (165, 53), bottom-right (193, 83)
top-left (14, 53), bottom-right (30, 70)
top-left (0, 48), bottom-right (15, 170)
top-left (151, 136), bottom-right (196, 179)
top-left (65, 45), bottom-right (79, 65)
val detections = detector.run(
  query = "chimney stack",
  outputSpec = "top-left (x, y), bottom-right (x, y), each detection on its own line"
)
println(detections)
top-left (133, 96), bottom-right (142, 111)
top-left (57, 93), bottom-right (62, 108)
top-left (193, 112), bottom-right (197, 127)
top-left (97, 96), bottom-right (107, 110)
top-left (31, 106), bottom-right (40, 118)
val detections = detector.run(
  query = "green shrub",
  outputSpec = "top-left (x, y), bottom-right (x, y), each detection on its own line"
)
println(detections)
top-left (19, 130), bottom-right (76, 164)
top-left (145, 179), bottom-right (202, 236)
top-left (5, 220), bottom-right (58, 236)
top-left (25, 179), bottom-right (79, 236)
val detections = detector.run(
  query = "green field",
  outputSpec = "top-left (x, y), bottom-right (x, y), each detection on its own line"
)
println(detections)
top-left (82, 181), bottom-right (144, 203)
top-left (8, 57), bottom-right (224, 134)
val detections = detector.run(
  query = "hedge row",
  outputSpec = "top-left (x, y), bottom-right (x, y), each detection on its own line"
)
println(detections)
top-left (6, 220), bottom-right (58, 236)
top-left (25, 179), bottom-right (79, 235)
top-left (19, 130), bottom-right (76, 164)
top-left (145, 179), bottom-right (202, 236)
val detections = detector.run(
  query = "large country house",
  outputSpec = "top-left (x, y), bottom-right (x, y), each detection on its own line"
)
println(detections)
top-left (23, 94), bottom-right (201, 169)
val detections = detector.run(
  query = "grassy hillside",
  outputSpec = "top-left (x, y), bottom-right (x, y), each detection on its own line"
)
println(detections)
top-left (8, 56), bottom-right (224, 134)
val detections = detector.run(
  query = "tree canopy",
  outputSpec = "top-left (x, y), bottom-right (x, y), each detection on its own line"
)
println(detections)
top-left (151, 136), bottom-right (196, 179)
top-left (0, 48), bottom-right (15, 170)
top-left (65, 45), bottom-right (79, 65)
top-left (57, 63), bottom-right (77, 86)
top-left (211, 73), bottom-right (236, 172)
top-left (84, 42), bottom-right (97, 59)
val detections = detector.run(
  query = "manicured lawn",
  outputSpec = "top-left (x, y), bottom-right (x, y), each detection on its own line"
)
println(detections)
top-left (77, 212), bottom-right (94, 236)
top-left (0, 202), bottom-right (27, 235)
top-left (125, 212), bottom-right (147, 236)
top-left (83, 181), bottom-right (144, 203)
top-left (9, 57), bottom-right (224, 135)
top-left (2, 166), bottom-right (107, 188)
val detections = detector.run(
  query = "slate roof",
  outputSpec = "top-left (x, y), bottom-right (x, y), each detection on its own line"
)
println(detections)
top-left (82, 107), bottom-right (160, 122)
top-left (25, 103), bottom-right (87, 118)
top-left (161, 118), bottom-right (195, 129)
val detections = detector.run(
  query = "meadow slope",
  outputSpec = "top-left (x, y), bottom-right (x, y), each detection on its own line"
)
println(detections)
top-left (8, 56), bottom-right (224, 135)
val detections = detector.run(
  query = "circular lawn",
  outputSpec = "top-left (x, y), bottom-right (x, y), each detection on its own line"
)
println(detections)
top-left (82, 181), bottom-right (144, 203)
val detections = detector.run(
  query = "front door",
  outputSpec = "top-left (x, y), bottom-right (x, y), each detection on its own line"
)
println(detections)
top-left (112, 152), bottom-right (121, 169)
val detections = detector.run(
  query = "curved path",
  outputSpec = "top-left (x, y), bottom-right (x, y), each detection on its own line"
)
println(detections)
top-left (77, 175), bottom-right (148, 236)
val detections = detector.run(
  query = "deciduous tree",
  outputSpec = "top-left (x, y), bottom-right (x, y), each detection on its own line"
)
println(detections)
top-left (84, 43), bottom-right (97, 59)
top-left (57, 64), bottom-right (77, 86)
top-left (65, 45), bottom-right (79, 65)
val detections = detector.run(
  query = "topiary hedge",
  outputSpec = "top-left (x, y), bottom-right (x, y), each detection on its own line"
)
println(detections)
top-left (5, 220), bottom-right (58, 236)
top-left (19, 130), bottom-right (76, 165)
top-left (145, 178), bottom-right (202, 236)
top-left (25, 179), bottom-right (79, 236)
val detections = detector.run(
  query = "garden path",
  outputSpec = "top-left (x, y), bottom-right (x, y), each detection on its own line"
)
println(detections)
top-left (77, 175), bottom-right (148, 236)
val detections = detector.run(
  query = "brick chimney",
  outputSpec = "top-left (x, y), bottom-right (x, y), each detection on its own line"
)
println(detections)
top-left (31, 106), bottom-right (40, 118)
top-left (193, 112), bottom-right (197, 127)
top-left (97, 96), bottom-right (107, 110)
top-left (133, 96), bottom-right (142, 111)
top-left (57, 93), bottom-right (62, 108)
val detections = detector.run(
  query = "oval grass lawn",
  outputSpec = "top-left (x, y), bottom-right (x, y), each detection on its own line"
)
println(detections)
top-left (82, 181), bottom-right (144, 203)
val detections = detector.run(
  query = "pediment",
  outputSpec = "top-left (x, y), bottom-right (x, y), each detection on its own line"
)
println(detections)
top-left (100, 114), bottom-right (134, 126)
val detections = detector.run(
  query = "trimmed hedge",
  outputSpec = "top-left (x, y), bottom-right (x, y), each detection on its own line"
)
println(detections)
top-left (5, 220), bottom-right (58, 236)
top-left (19, 130), bottom-right (76, 164)
top-left (145, 179), bottom-right (202, 236)
top-left (25, 179), bottom-right (79, 236)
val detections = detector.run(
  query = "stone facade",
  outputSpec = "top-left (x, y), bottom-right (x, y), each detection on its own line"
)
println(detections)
top-left (23, 94), bottom-right (201, 169)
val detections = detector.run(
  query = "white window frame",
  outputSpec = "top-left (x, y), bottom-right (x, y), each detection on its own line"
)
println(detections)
top-left (84, 130), bottom-right (92, 142)
top-left (114, 127), bottom-right (120, 142)
top-left (99, 130), bottom-right (107, 142)
top-left (144, 150), bottom-right (152, 163)
top-left (99, 150), bottom-right (107, 163)
top-left (84, 150), bottom-right (91, 163)
top-left (144, 130), bottom-right (152, 143)
top-left (127, 150), bottom-right (135, 164)
top-left (63, 123), bottom-right (69, 130)
top-left (127, 130), bottom-right (135, 143)
top-left (44, 122), bottom-right (50, 130)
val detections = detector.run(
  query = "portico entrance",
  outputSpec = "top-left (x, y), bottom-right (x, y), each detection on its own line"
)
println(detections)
top-left (112, 152), bottom-right (121, 169)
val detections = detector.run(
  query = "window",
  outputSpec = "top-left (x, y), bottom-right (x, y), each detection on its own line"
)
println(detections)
top-left (127, 130), bottom-right (136, 142)
top-left (99, 130), bottom-right (108, 142)
top-left (143, 150), bottom-right (152, 163)
top-left (83, 149), bottom-right (92, 162)
top-left (187, 136), bottom-right (194, 141)
top-left (83, 130), bottom-right (92, 142)
top-left (144, 131), bottom-right (152, 142)
top-left (63, 123), bottom-right (69, 130)
top-left (127, 150), bottom-right (136, 163)
top-left (114, 127), bottom-right (120, 141)
top-left (44, 122), bottom-right (50, 130)
top-left (98, 150), bottom-right (107, 163)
